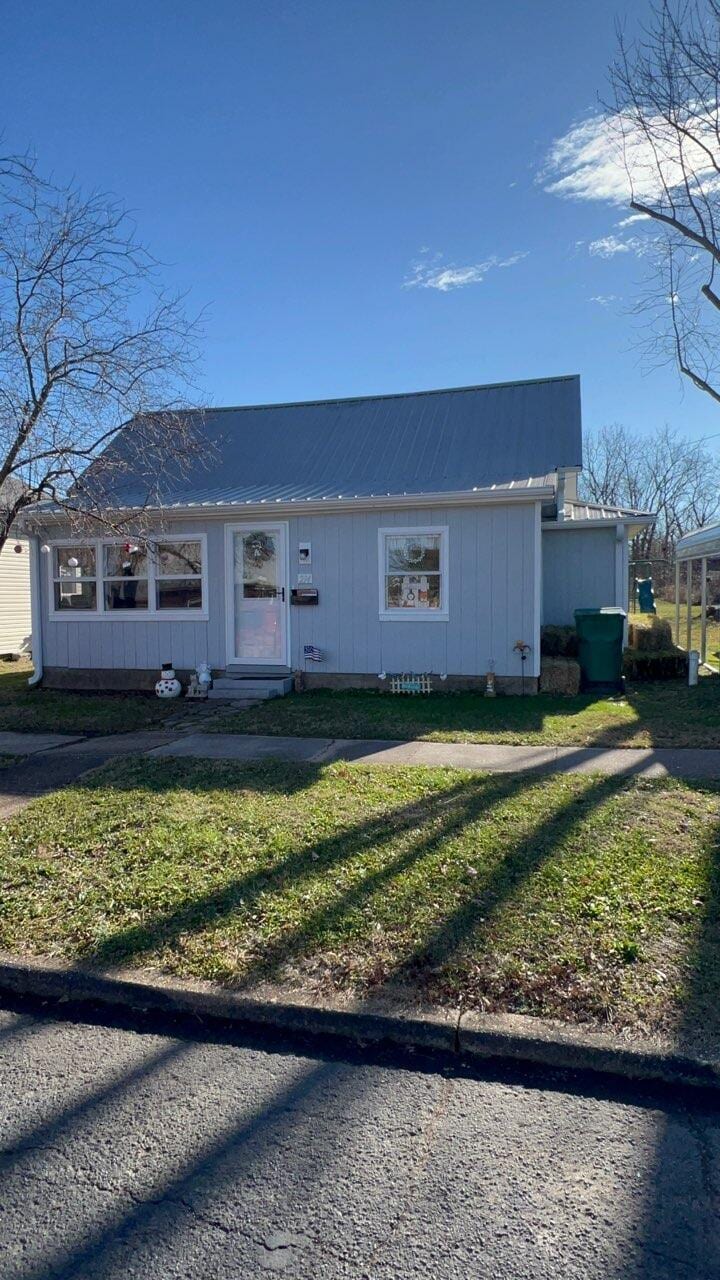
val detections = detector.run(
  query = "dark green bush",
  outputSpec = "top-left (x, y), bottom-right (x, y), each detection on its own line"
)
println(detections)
top-left (541, 625), bottom-right (579, 658)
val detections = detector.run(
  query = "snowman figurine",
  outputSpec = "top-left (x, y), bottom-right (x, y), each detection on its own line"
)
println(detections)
top-left (155, 662), bottom-right (182, 699)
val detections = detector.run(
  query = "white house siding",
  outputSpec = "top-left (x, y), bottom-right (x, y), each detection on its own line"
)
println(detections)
top-left (542, 527), bottom-right (618, 626)
top-left (0, 537), bottom-right (32, 654)
top-left (39, 502), bottom-right (541, 679)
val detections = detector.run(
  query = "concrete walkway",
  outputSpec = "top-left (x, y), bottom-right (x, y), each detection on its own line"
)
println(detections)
top-left (0, 732), bottom-right (178, 819)
top-left (148, 732), bottom-right (720, 780)
top-left (1, 730), bottom-right (719, 820)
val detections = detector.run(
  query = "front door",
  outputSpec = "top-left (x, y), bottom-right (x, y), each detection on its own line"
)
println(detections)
top-left (225, 523), bottom-right (289, 665)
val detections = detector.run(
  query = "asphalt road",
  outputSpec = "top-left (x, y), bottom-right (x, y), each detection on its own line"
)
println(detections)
top-left (0, 1005), bottom-right (719, 1280)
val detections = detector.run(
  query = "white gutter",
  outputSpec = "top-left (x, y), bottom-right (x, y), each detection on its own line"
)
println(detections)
top-left (27, 534), bottom-right (43, 688)
top-left (19, 484), bottom-right (557, 526)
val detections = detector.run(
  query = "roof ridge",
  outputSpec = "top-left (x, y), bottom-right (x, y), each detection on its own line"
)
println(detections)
top-left (179, 374), bottom-right (580, 415)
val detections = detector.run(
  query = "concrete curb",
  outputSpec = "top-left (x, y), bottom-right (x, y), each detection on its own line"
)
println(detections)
top-left (1, 956), bottom-right (718, 1092)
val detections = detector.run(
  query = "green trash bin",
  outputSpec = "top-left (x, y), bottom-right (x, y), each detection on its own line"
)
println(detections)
top-left (574, 607), bottom-right (626, 691)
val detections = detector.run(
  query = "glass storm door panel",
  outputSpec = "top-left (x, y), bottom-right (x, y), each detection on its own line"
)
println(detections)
top-left (232, 527), bottom-right (286, 662)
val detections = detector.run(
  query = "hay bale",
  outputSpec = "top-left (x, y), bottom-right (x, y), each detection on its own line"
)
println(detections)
top-left (627, 617), bottom-right (673, 652)
top-left (539, 656), bottom-right (581, 696)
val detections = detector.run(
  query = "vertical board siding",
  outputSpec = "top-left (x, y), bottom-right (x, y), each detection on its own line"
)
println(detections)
top-left (287, 503), bottom-right (537, 677)
top-left (0, 538), bottom-right (32, 654)
top-left (39, 505), bottom-right (540, 677)
top-left (542, 528), bottom-right (617, 626)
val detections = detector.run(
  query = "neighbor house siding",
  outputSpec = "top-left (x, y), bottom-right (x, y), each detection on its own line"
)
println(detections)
top-left (542, 527), bottom-right (617, 626)
top-left (38, 502), bottom-right (541, 679)
top-left (0, 537), bottom-right (31, 654)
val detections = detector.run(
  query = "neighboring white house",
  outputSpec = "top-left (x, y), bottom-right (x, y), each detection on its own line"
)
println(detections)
top-left (0, 480), bottom-right (31, 657)
top-left (20, 375), bottom-right (654, 694)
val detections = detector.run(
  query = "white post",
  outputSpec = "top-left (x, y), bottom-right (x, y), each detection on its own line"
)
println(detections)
top-left (701, 556), bottom-right (708, 665)
top-left (675, 559), bottom-right (681, 645)
top-left (687, 560), bottom-right (693, 652)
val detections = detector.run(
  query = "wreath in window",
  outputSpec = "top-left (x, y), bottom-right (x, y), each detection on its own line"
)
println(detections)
top-left (244, 532), bottom-right (275, 567)
top-left (404, 539), bottom-right (425, 566)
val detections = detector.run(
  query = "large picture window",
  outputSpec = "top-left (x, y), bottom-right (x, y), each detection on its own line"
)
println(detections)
top-left (48, 535), bottom-right (207, 620)
top-left (378, 527), bottom-right (449, 621)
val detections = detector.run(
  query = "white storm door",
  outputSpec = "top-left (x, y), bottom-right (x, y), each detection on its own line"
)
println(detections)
top-left (226, 523), bottom-right (289, 665)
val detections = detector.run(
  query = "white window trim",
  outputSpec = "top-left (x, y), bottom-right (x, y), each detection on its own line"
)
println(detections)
top-left (378, 525), bottom-right (449, 622)
top-left (47, 534), bottom-right (209, 622)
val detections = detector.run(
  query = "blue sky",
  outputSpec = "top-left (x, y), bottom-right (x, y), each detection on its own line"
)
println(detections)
top-left (3, 0), bottom-right (719, 445)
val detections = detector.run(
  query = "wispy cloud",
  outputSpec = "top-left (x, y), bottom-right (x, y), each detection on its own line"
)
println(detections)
top-left (541, 109), bottom-right (719, 206)
top-left (616, 212), bottom-right (649, 227)
top-left (403, 250), bottom-right (528, 292)
top-left (588, 233), bottom-right (652, 259)
top-left (589, 293), bottom-right (621, 307)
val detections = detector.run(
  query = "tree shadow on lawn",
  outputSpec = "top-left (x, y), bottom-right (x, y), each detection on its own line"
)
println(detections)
top-left (75, 750), bottom-right (659, 1026)
top-left (614, 806), bottom-right (720, 1280)
top-left (8, 759), bottom-right (720, 1280)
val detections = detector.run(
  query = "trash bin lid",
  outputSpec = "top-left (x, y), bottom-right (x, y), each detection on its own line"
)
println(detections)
top-left (574, 607), bottom-right (627, 617)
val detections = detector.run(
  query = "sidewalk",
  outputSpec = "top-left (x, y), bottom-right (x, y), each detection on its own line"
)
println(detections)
top-left (0, 731), bottom-right (178, 819)
top-left (149, 732), bottom-right (720, 779)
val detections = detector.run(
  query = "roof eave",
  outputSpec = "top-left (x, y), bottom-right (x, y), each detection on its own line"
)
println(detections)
top-left (19, 484), bottom-right (556, 528)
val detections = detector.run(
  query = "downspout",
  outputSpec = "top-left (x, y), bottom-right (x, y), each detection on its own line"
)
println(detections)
top-left (27, 534), bottom-right (44, 687)
top-left (556, 469), bottom-right (567, 520)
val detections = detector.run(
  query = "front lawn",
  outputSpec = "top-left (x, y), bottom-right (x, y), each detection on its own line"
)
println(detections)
top-left (209, 678), bottom-right (720, 749)
top-left (1, 756), bottom-right (718, 1046)
top-left (0, 659), bottom-right (177, 735)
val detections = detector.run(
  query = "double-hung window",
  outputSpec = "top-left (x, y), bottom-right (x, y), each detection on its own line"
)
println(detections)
top-left (48, 535), bottom-right (207, 619)
top-left (52, 545), bottom-right (98, 612)
top-left (378, 526), bottom-right (449, 621)
top-left (155, 540), bottom-right (203, 610)
top-left (103, 544), bottom-right (149, 611)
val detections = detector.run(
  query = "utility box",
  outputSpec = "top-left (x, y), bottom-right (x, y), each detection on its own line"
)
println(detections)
top-left (574, 607), bottom-right (626, 691)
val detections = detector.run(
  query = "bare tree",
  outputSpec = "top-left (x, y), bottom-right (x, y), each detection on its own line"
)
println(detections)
top-left (0, 152), bottom-right (202, 555)
top-left (609, 0), bottom-right (720, 402)
top-left (581, 421), bottom-right (720, 587)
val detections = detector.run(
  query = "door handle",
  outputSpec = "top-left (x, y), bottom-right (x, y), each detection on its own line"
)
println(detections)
top-left (280, 587), bottom-right (285, 602)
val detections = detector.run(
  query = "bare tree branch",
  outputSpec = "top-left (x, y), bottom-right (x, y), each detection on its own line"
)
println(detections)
top-left (0, 150), bottom-right (205, 554)
top-left (609, 1), bottom-right (720, 403)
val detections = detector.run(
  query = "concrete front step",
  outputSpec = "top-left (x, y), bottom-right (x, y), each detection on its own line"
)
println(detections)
top-left (212, 676), bottom-right (293, 694)
top-left (208, 687), bottom-right (281, 701)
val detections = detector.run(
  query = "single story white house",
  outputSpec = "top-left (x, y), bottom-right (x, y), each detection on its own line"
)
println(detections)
top-left (0, 479), bottom-right (32, 658)
top-left (21, 375), bottom-right (653, 695)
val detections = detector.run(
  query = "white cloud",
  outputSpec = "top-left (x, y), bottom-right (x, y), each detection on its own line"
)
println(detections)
top-left (542, 108), bottom-right (720, 207)
top-left (403, 250), bottom-right (528, 292)
top-left (589, 294), bottom-right (621, 307)
top-left (616, 213), bottom-right (650, 227)
top-left (588, 233), bottom-right (651, 258)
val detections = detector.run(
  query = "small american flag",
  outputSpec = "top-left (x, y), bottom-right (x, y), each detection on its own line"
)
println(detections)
top-left (304, 644), bottom-right (324, 662)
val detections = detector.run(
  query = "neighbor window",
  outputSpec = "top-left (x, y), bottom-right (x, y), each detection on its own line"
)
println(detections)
top-left (378, 527), bottom-right (448, 620)
top-left (154, 540), bottom-right (203, 610)
top-left (103, 543), bottom-right (149, 610)
top-left (53, 545), bottom-right (97, 612)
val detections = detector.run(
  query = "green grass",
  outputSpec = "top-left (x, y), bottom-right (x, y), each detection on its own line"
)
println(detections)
top-left (652, 598), bottom-right (720, 666)
top-left (209, 677), bottom-right (720, 749)
top-left (0, 659), bottom-right (176, 735)
top-left (1, 755), bottom-right (719, 1044)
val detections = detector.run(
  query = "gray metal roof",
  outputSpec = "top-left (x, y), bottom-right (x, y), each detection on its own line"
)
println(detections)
top-left (77, 375), bottom-right (582, 509)
top-left (563, 499), bottom-right (655, 523)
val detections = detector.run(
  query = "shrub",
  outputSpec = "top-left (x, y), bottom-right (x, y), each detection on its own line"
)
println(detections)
top-left (541, 625), bottom-right (579, 658)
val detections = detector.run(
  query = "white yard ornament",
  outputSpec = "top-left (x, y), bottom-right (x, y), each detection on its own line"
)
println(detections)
top-left (155, 662), bottom-right (182, 699)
